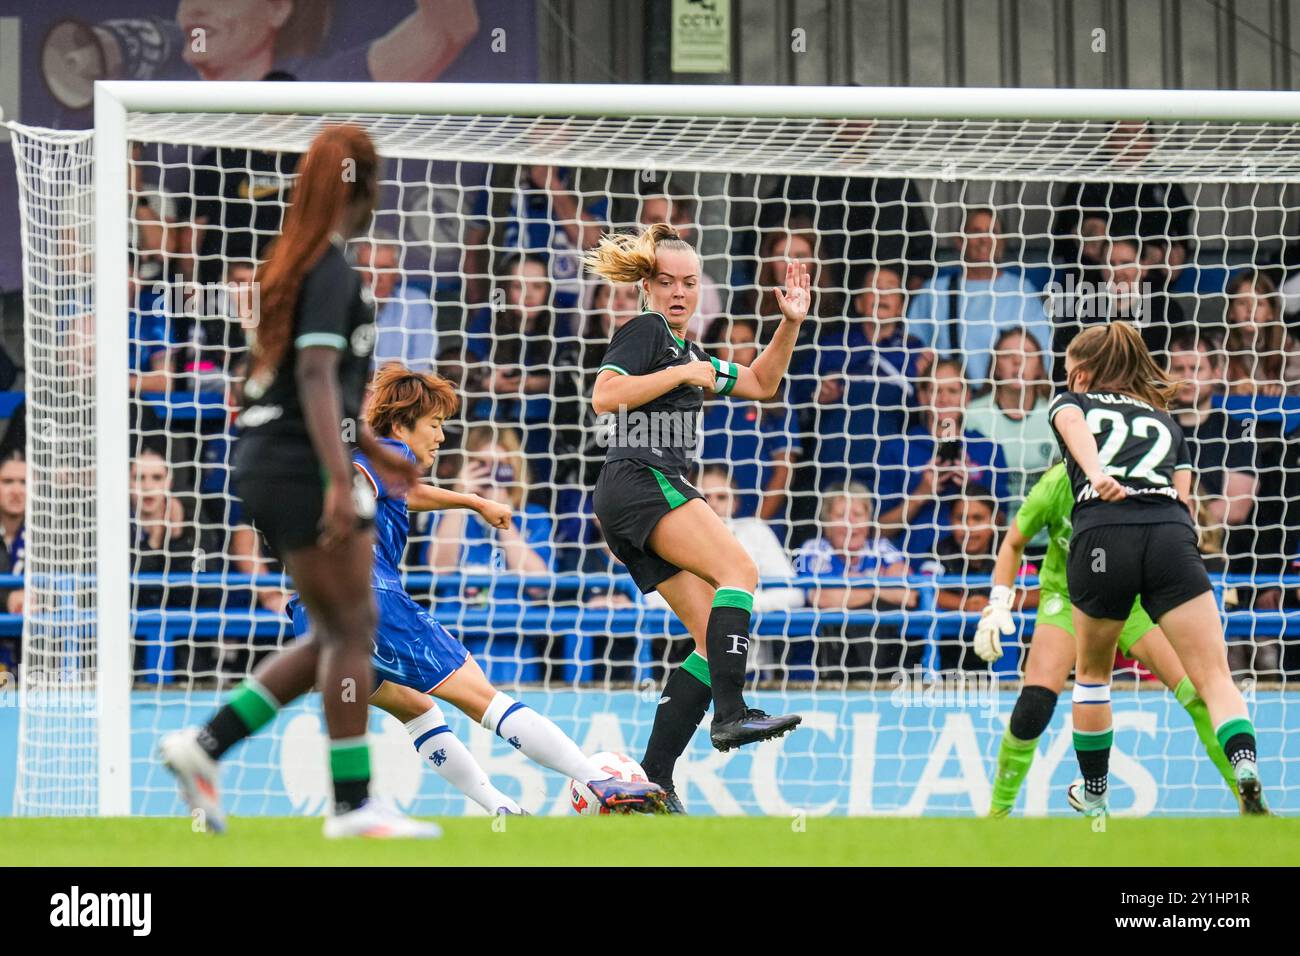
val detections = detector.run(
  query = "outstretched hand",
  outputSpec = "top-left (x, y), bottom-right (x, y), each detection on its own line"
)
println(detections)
top-left (773, 260), bottom-right (812, 326)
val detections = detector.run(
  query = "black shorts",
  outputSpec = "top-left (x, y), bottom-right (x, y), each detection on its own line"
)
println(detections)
top-left (234, 444), bottom-right (375, 559)
top-left (1067, 522), bottom-right (1212, 622)
top-left (593, 458), bottom-right (703, 593)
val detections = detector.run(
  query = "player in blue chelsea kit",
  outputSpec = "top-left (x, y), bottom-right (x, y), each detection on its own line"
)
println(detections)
top-left (289, 364), bottom-right (666, 814)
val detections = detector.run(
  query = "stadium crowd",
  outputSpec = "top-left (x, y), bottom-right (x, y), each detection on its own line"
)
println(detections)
top-left (27, 120), bottom-right (1296, 688)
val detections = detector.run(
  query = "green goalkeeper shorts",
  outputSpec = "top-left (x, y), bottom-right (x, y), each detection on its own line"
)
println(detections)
top-left (1035, 591), bottom-right (1158, 655)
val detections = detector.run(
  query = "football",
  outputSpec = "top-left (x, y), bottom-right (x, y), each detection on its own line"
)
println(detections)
top-left (568, 751), bottom-right (651, 816)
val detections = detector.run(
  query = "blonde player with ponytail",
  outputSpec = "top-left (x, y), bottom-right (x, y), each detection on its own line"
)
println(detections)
top-left (585, 224), bottom-right (811, 812)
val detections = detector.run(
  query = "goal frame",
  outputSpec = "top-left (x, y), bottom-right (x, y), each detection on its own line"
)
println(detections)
top-left (89, 79), bottom-right (1300, 816)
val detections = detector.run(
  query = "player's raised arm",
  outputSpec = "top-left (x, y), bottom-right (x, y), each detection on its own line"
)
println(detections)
top-left (727, 259), bottom-right (812, 401)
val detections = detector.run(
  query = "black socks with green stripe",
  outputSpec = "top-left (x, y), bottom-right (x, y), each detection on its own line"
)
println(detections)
top-left (640, 651), bottom-right (712, 789)
top-left (329, 736), bottom-right (372, 814)
top-left (1073, 727), bottom-right (1113, 797)
top-left (1215, 716), bottom-right (1258, 769)
top-left (706, 587), bottom-right (754, 724)
top-left (198, 678), bottom-right (281, 760)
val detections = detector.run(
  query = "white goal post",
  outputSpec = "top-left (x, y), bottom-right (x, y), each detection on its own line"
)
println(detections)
top-left (10, 80), bottom-right (1300, 817)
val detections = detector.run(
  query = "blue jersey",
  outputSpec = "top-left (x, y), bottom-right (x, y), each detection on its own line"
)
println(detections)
top-left (352, 438), bottom-right (417, 593)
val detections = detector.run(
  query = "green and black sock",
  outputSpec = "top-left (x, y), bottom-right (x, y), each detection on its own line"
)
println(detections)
top-left (1215, 716), bottom-right (1258, 770)
top-left (1073, 727), bottom-right (1114, 797)
top-left (330, 736), bottom-right (371, 814)
top-left (197, 678), bottom-right (281, 760)
top-left (706, 587), bottom-right (754, 724)
top-left (640, 652), bottom-right (712, 789)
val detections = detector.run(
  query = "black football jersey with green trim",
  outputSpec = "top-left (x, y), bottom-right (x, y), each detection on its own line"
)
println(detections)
top-left (595, 311), bottom-right (737, 471)
top-left (1047, 390), bottom-right (1194, 532)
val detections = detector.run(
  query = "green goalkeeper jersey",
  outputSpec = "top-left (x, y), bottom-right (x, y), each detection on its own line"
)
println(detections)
top-left (1012, 462), bottom-right (1074, 598)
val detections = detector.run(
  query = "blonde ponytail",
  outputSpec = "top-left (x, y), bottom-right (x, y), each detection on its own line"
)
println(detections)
top-left (584, 222), bottom-right (694, 283)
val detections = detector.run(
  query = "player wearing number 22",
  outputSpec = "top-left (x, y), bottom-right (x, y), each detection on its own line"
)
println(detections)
top-left (1047, 321), bottom-right (1269, 817)
top-left (585, 224), bottom-right (810, 813)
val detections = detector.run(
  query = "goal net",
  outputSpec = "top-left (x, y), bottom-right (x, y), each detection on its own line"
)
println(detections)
top-left (8, 83), bottom-right (1299, 817)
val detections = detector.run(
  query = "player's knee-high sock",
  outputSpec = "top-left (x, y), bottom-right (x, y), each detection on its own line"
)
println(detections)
top-left (1173, 677), bottom-right (1236, 793)
top-left (405, 706), bottom-right (523, 814)
top-left (706, 587), bottom-right (754, 723)
top-left (991, 684), bottom-right (1057, 813)
top-left (197, 678), bottom-right (281, 760)
top-left (481, 692), bottom-right (609, 784)
top-left (1214, 716), bottom-right (1259, 772)
top-left (329, 736), bottom-right (371, 814)
top-left (640, 652), bottom-right (712, 788)
top-left (1072, 682), bottom-right (1112, 798)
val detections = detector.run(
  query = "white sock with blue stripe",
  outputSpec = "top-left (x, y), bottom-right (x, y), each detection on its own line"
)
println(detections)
top-left (405, 704), bottom-right (522, 815)
top-left (481, 692), bottom-right (609, 784)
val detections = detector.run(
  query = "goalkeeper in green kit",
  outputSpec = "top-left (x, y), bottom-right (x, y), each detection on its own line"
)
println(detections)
top-left (975, 462), bottom-right (1241, 815)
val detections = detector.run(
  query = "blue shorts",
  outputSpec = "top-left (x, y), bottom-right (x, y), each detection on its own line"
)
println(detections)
top-left (289, 588), bottom-right (470, 693)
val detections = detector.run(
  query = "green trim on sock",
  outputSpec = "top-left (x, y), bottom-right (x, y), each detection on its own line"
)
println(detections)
top-left (1215, 716), bottom-right (1256, 751)
top-left (329, 740), bottom-right (371, 782)
top-left (681, 651), bottom-right (712, 688)
top-left (648, 467), bottom-right (688, 509)
top-left (712, 587), bottom-right (754, 613)
top-left (227, 679), bottom-right (280, 734)
top-left (1175, 680), bottom-right (1237, 793)
top-left (1173, 675), bottom-right (1197, 707)
top-left (1072, 728), bottom-right (1114, 752)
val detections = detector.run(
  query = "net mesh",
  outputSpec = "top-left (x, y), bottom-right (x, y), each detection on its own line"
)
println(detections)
top-left (10, 105), bottom-right (1300, 816)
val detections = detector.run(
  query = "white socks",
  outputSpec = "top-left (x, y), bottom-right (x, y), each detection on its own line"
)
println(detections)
top-left (480, 692), bottom-right (607, 784)
top-left (404, 704), bottom-right (521, 815)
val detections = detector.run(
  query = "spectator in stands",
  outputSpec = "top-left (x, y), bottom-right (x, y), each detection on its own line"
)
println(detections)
top-left (128, 266), bottom-right (178, 395)
top-left (699, 317), bottom-right (797, 522)
top-left (0, 449), bottom-right (20, 675)
top-left (1052, 121), bottom-right (1194, 273)
top-left (747, 218), bottom-right (842, 341)
top-left (925, 488), bottom-right (1014, 671)
top-left (1168, 330), bottom-right (1286, 652)
top-left (754, 124), bottom-right (936, 289)
top-left (0, 450), bottom-right (26, 616)
top-left (1052, 234), bottom-right (1186, 366)
top-left (794, 482), bottom-right (918, 680)
top-left (427, 425), bottom-right (554, 587)
top-left (907, 207), bottom-right (1052, 384)
top-left (472, 254), bottom-right (582, 490)
top-left (129, 447), bottom-right (207, 609)
top-left (228, 524), bottom-right (291, 616)
top-left (637, 184), bottom-right (724, 337)
top-left (962, 326), bottom-right (1056, 515)
top-left (1169, 332), bottom-right (1258, 529)
top-left (475, 254), bottom-right (575, 396)
top-left (696, 465), bottom-right (802, 612)
top-left (580, 280), bottom-right (641, 393)
top-left (1223, 271), bottom-right (1300, 397)
top-left (355, 231), bottom-right (438, 371)
top-left (799, 263), bottom-right (931, 492)
top-left (467, 164), bottom-right (608, 314)
top-left (874, 358), bottom-right (1009, 561)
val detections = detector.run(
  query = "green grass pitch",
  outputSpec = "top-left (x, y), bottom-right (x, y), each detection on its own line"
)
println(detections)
top-left (3, 816), bottom-right (1297, 866)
